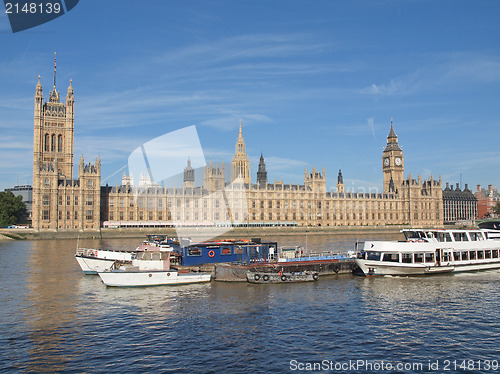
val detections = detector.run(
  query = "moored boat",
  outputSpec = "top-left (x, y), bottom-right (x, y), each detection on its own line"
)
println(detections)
top-left (75, 248), bottom-right (135, 274)
top-left (75, 234), bottom-right (180, 274)
top-left (246, 270), bottom-right (319, 284)
top-left (98, 250), bottom-right (211, 287)
top-left (179, 239), bottom-right (277, 266)
top-left (98, 269), bottom-right (211, 287)
top-left (355, 228), bottom-right (500, 276)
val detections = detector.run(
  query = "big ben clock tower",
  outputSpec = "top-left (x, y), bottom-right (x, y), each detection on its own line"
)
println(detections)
top-left (382, 119), bottom-right (404, 193)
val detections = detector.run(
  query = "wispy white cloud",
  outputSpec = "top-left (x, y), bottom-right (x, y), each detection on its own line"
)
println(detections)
top-left (360, 52), bottom-right (500, 97)
top-left (360, 71), bottom-right (422, 96)
top-left (154, 33), bottom-right (328, 65)
top-left (0, 137), bottom-right (32, 150)
top-left (74, 135), bottom-right (146, 163)
top-left (200, 113), bottom-right (273, 131)
top-left (265, 156), bottom-right (308, 171)
top-left (367, 117), bottom-right (376, 139)
top-left (66, 32), bottom-right (347, 133)
top-left (438, 53), bottom-right (500, 84)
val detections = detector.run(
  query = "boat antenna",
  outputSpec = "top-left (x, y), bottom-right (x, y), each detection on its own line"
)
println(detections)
top-left (76, 235), bottom-right (80, 251)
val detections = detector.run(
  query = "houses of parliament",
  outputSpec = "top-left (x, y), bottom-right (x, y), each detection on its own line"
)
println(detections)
top-left (32, 64), bottom-right (443, 231)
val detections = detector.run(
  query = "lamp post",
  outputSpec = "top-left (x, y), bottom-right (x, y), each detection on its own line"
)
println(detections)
top-left (305, 229), bottom-right (309, 253)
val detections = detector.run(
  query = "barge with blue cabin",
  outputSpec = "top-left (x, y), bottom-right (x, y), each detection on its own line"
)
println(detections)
top-left (177, 238), bottom-right (278, 266)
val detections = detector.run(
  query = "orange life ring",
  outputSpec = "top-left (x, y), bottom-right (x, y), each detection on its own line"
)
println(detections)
top-left (208, 250), bottom-right (215, 258)
top-left (278, 271), bottom-right (283, 275)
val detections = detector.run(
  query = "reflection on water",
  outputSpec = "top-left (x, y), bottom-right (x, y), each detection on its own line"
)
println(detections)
top-left (0, 234), bottom-right (499, 373)
top-left (23, 240), bottom-right (80, 372)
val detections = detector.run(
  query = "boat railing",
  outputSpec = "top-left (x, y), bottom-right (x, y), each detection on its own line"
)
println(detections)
top-left (284, 253), bottom-right (347, 262)
top-left (75, 247), bottom-right (98, 256)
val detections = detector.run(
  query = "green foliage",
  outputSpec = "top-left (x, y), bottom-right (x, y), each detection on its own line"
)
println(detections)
top-left (495, 202), bottom-right (500, 216)
top-left (0, 191), bottom-right (27, 227)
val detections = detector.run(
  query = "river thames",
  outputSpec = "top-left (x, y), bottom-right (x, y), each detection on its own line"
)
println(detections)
top-left (1, 234), bottom-right (499, 373)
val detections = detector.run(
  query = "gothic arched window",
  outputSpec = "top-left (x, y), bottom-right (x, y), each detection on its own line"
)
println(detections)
top-left (44, 134), bottom-right (50, 151)
top-left (51, 134), bottom-right (56, 151)
top-left (58, 135), bottom-right (63, 152)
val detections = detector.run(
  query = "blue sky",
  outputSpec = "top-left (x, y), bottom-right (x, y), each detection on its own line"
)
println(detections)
top-left (1, 0), bottom-right (499, 193)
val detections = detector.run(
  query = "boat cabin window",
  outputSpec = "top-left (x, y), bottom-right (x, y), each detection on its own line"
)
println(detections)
top-left (453, 232), bottom-right (468, 242)
top-left (461, 251), bottom-right (468, 261)
top-left (414, 253), bottom-right (424, 263)
top-left (435, 232), bottom-right (452, 242)
top-left (485, 250), bottom-right (492, 259)
top-left (402, 253), bottom-right (412, 263)
top-left (136, 252), bottom-right (168, 261)
top-left (221, 246), bottom-right (232, 255)
top-left (477, 251), bottom-right (484, 259)
top-left (405, 231), bottom-right (426, 240)
top-left (187, 247), bottom-right (202, 256)
top-left (425, 253), bottom-right (434, 263)
top-left (469, 251), bottom-right (476, 260)
top-left (493, 250), bottom-right (499, 259)
top-left (442, 252), bottom-right (450, 262)
top-left (484, 231), bottom-right (498, 239)
top-left (468, 232), bottom-right (481, 241)
top-left (234, 246), bottom-right (244, 255)
top-left (453, 252), bottom-right (460, 261)
top-left (366, 251), bottom-right (381, 261)
top-left (136, 252), bottom-right (152, 260)
top-left (382, 253), bottom-right (399, 262)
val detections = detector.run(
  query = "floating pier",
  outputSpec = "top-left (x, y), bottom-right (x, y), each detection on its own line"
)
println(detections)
top-left (214, 259), bottom-right (357, 282)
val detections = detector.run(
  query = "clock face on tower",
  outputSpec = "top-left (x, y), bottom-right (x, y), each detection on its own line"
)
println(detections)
top-left (384, 158), bottom-right (390, 166)
top-left (395, 157), bottom-right (402, 166)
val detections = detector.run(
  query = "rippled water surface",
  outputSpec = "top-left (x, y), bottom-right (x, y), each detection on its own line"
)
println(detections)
top-left (1, 234), bottom-right (499, 373)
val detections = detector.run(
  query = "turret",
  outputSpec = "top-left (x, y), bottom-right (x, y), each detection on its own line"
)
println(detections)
top-left (66, 79), bottom-right (74, 116)
top-left (184, 158), bottom-right (195, 188)
top-left (257, 153), bottom-right (267, 189)
top-left (337, 169), bottom-right (345, 194)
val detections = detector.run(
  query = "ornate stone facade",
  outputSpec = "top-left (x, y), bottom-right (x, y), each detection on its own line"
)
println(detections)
top-left (443, 183), bottom-right (477, 224)
top-left (31, 61), bottom-right (443, 231)
top-left (32, 61), bottom-right (101, 231)
top-left (102, 121), bottom-right (443, 228)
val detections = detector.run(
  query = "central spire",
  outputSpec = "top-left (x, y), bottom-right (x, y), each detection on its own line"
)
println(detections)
top-left (231, 120), bottom-right (251, 184)
top-left (49, 52), bottom-right (60, 102)
top-left (387, 117), bottom-right (397, 139)
top-left (53, 51), bottom-right (57, 89)
top-left (384, 118), bottom-right (401, 151)
top-left (235, 119), bottom-right (246, 154)
top-left (238, 119), bottom-right (243, 139)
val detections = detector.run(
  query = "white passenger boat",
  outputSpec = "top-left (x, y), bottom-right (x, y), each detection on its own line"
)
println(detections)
top-left (355, 228), bottom-right (500, 276)
top-left (98, 251), bottom-right (211, 287)
top-left (75, 234), bottom-right (180, 274)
